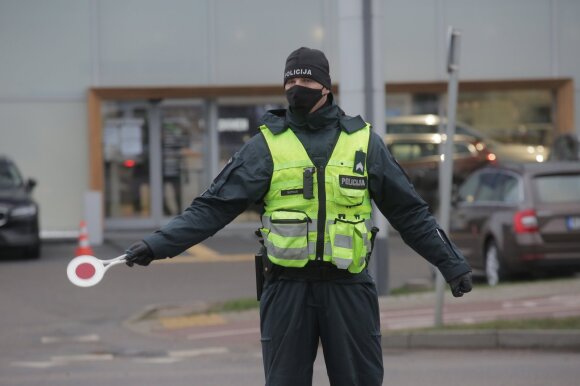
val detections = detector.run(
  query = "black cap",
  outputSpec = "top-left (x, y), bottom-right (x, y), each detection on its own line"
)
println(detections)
top-left (283, 47), bottom-right (331, 89)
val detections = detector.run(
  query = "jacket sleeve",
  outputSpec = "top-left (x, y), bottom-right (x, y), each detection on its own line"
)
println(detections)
top-left (143, 134), bottom-right (272, 259)
top-left (367, 132), bottom-right (471, 281)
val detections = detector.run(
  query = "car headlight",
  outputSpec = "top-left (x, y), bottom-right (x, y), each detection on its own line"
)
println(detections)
top-left (11, 204), bottom-right (37, 217)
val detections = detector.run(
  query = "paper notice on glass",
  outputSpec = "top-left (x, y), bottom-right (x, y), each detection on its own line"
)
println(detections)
top-left (103, 123), bottom-right (121, 161)
top-left (120, 123), bottom-right (143, 157)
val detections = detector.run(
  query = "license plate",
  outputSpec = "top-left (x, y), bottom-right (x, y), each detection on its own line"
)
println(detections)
top-left (567, 216), bottom-right (580, 230)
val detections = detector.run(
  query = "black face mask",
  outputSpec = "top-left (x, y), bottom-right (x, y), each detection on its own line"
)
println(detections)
top-left (285, 85), bottom-right (324, 115)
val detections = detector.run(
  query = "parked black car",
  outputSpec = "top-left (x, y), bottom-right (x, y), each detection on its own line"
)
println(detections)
top-left (0, 156), bottom-right (40, 258)
top-left (449, 162), bottom-right (580, 285)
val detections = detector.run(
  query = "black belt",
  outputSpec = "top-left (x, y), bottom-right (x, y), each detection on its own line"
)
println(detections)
top-left (275, 261), bottom-right (356, 281)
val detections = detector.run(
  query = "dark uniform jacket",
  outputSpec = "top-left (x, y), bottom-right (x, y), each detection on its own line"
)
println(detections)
top-left (143, 96), bottom-right (471, 282)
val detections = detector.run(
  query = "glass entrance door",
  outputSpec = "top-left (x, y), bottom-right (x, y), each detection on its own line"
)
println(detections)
top-left (103, 100), bottom-right (208, 229)
top-left (103, 102), bottom-right (152, 226)
top-left (160, 103), bottom-right (207, 217)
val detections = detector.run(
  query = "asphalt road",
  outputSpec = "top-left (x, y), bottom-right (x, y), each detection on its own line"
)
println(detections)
top-left (1, 233), bottom-right (579, 385)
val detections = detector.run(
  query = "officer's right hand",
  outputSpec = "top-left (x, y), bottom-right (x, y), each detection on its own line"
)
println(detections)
top-left (125, 241), bottom-right (154, 267)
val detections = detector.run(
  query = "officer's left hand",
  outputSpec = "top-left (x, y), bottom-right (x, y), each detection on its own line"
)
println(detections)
top-left (448, 272), bottom-right (473, 297)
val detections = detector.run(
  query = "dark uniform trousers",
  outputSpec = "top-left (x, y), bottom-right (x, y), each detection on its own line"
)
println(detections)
top-left (259, 273), bottom-right (384, 386)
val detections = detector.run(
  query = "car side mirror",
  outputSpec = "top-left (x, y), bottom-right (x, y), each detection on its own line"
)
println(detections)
top-left (26, 178), bottom-right (37, 192)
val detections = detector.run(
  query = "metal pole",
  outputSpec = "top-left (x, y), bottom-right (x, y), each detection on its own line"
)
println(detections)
top-left (339, 0), bottom-right (388, 294)
top-left (148, 101), bottom-right (163, 227)
top-left (362, 0), bottom-right (388, 295)
top-left (434, 26), bottom-right (461, 326)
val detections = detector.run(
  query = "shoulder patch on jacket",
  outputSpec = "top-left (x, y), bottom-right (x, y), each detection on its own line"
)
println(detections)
top-left (340, 115), bottom-right (367, 133)
top-left (260, 109), bottom-right (288, 135)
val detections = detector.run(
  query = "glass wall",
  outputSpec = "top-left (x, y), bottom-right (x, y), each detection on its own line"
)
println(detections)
top-left (160, 103), bottom-right (207, 216)
top-left (217, 97), bottom-right (285, 222)
top-left (99, 86), bottom-right (557, 229)
top-left (102, 100), bottom-right (208, 226)
top-left (102, 97), bottom-right (286, 227)
top-left (456, 90), bottom-right (553, 146)
top-left (102, 102), bottom-right (151, 219)
top-left (386, 89), bottom-right (554, 146)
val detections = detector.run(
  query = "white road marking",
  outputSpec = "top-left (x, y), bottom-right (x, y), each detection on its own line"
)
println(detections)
top-left (41, 334), bottom-right (100, 344)
top-left (10, 361), bottom-right (60, 369)
top-left (132, 357), bottom-right (183, 364)
top-left (168, 347), bottom-right (229, 357)
top-left (50, 354), bottom-right (114, 362)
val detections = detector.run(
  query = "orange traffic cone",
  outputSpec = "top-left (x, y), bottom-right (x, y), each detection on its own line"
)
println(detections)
top-left (75, 221), bottom-right (94, 256)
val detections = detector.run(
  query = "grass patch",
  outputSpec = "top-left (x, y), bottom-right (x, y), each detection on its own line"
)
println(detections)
top-left (207, 298), bottom-right (259, 313)
top-left (388, 286), bottom-right (433, 296)
top-left (417, 316), bottom-right (580, 331)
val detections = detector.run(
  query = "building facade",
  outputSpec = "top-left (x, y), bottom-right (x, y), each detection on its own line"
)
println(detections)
top-left (0, 0), bottom-right (578, 235)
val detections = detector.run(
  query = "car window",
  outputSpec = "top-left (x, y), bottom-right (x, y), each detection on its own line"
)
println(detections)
top-left (496, 174), bottom-right (521, 203)
top-left (388, 143), bottom-right (422, 161)
top-left (454, 143), bottom-right (474, 155)
top-left (389, 142), bottom-right (439, 161)
top-left (0, 161), bottom-right (24, 188)
top-left (421, 143), bottom-right (439, 157)
top-left (474, 173), bottom-right (499, 202)
top-left (458, 173), bottom-right (480, 203)
top-left (534, 174), bottom-right (580, 203)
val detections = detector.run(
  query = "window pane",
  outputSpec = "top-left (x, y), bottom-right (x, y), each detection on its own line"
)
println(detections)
top-left (459, 174), bottom-right (480, 203)
top-left (475, 173), bottom-right (499, 202)
top-left (457, 90), bottom-right (553, 146)
top-left (217, 101), bottom-right (284, 223)
top-left (535, 174), bottom-right (580, 203)
top-left (0, 160), bottom-right (23, 188)
top-left (497, 175), bottom-right (520, 204)
top-left (161, 104), bottom-right (206, 216)
top-left (102, 103), bottom-right (150, 218)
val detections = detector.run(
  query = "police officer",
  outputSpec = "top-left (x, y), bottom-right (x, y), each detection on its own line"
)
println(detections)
top-left (125, 47), bottom-right (473, 386)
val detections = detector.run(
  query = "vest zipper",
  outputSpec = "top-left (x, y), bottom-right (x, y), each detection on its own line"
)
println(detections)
top-left (315, 165), bottom-right (326, 260)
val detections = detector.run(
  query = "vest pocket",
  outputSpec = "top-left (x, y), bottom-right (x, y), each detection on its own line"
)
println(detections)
top-left (329, 219), bottom-right (369, 272)
top-left (261, 210), bottom-right (310, 267)
top-left (334, 185), bottom-right (365, 207)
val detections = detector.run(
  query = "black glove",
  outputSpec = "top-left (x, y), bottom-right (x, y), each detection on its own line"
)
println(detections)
top-left (125, 241), bottom-right (155, 267)
top-left (448, 272), bottom-right (473, 297)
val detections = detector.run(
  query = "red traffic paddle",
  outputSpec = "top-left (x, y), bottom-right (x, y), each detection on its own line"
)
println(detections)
top-left (66, 254), bottom-right (127, 287)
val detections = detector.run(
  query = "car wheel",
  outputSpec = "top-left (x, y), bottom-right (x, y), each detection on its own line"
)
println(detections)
top-left (485, 240), bottom-right (503, 286)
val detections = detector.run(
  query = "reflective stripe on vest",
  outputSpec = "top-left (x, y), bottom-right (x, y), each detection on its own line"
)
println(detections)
top-left (259, 123), bottom-right (374, 273)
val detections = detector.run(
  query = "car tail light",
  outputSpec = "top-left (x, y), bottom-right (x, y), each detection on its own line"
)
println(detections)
top-left (513, 209), bottom-right (539, 233)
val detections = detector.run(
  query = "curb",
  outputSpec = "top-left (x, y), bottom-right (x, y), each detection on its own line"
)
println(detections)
top-left (382, 329), bottom-right (580, 350)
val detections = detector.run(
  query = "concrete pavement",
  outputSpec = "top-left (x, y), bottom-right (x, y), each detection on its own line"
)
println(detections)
top-left (124, 275), bottom-right (580, 351)
top-left (103, 227), bottom-right (580, 350)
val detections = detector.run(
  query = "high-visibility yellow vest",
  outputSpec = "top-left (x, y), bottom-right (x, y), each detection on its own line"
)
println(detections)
top-left (259, 123), bottom-right (373, 273)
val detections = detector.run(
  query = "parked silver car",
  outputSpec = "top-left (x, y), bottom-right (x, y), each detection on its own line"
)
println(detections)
top-left (386, 114), bottom-right (547, 164)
